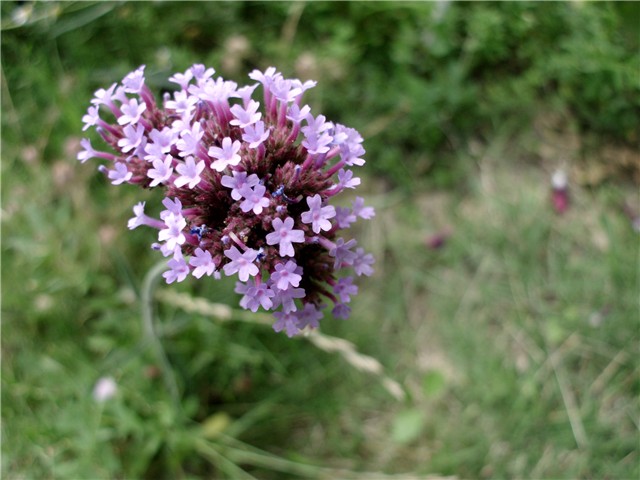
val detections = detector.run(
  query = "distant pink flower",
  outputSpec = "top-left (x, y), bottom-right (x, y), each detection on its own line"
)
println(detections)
top-left (551, 170), bottom-right (569, 214)
top-left (93, 377), bottom-right (117, 402)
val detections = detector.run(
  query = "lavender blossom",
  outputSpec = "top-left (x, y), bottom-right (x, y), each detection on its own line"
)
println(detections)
top-left (301, 194), bottom-right (336, 234)
top-left (78, 64), bottom-right (375, 335)
top-left (266, 217), bottom-right (305, 257)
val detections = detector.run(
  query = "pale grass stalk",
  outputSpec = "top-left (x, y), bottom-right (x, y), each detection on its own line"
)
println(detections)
top-left (451, 255), bottom-right (491, 326)
top-left (305, 330), bottom-right (405, 401)
top-left (589, 350), bottom-right (628, 395)
top-left (550, 353), bottom-right (589, 449)
top-left (141, 261), bottom-right (180, 407)
top-left (532, 332), bottom-right (581, 384)
top-left (204, 434), bottom-right (455, 480)
top-left (195, 439), bottom-right (258, 480)
top-left (157, 289), bottom-right (273, 325)
top-left (156, 289), bottom-right (405, 401)
top-left (531, 332), bottom-right (589, 448)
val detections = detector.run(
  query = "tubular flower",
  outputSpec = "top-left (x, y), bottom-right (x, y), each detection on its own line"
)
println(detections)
top-left (79, 64), bottom-right (375, 336)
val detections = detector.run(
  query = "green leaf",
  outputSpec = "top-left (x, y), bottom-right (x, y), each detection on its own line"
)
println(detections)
top-left (201, 412), bottom-right (232, 439)
top-left (422, 370), bottom-right (446, 396)
top-left (391, 408), bottom-right (426, 444)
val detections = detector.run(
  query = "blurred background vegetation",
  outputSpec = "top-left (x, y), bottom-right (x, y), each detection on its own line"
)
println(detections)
top-left (2, 1), bottom-right (638, 479)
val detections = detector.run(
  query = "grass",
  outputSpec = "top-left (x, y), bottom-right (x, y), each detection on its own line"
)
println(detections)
top-left (393, 164), bottom-right (637, 478)
top-left (4, 129), bottom-right (637, 478)
top-left (2, 2), bottom-right (639, 479)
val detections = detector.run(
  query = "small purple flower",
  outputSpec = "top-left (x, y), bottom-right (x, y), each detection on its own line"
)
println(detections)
top-left (223, 246), bottom-right (259, 282)
top-left (146, 130), bottom-right (173, 161)
top-left (330, 238), bottom-right (357, 268)
top-left (333, 276), bottom-right (358, 303)
top-left (272, 286), bottom-right (305, 313)
top-left (296, 303), bottom-right (323, 329)
top-left (235, 84), bottom-right (259, 106)
top-left (270, 260), bottom-right (302, 291)
top-left (117, 124), bottom-right (145, 153)
top-left (117, 98), bottom-right (146, 126)
top-left (286, 104), bottom-right (311, 124)
top-left (335, 206), bottom-right (356, 229)
top-left (158, 212), bottom-right (186, 253)
top-left (270, 77), bottom-right (302, 103)
top-left (91, 83), bottom-right (117, 107)
top-left (190, 64), bottom-right (215, 84)
top-left (108, 162), bottom-right (132, 185)
top-left (302, 130), bottom-right (332, 155)
top-left (294, 79), bottom-right (317, 95)
top-left (236, 281), bottom-right (275, 312)
top-left (190, 77), bottom-right (237, 104)
top-left (230, 99), bottom-right (261, 128)
top-left (336, 168), bottom-right (360, 189)
top-left (163, 252), bottom-right (190, 284)
top-left (352, 248), bottom-right (375, 276)
top-left (351, 197), bottom-right (375, 219)
top-left (248, 66), bottom-right (278, 89)
top-left (77, 138), bottom-right (99, 163)
top-left (209, 137), bottom-right (241, 172)
top-left (242, 121), bottom-right (270, 148)
top-left (335, 125), bottom-right (366, 166)
top-left (160, 197), bottom-right (183, 219)
top-left (174, 156), bottom-right (205, 189)
top-left (128, 202), bottom-right (147, 229)
top-left (82, 106), bottom-right (101, 131)
top-left (238, 184), bottom-right (270, 215)
top-left (144, 127), bottom-right (175, 161)
top-left (169, 69), bottom-right (194, 90)
top-left (165, 90), bottom-right (198, 116)
top-left (302, 113), bottom-right (333, 137)
top-left (301, 194), bottom-right (336, 234)
top-left (189, 248), bottom-right (217, 278)
top-left (122, 65), bottom-right (146, 94)
top-left (148, 155), bottom-right (174, 187)
top-left (127, 201), bottom-right (163, 230)
top-left (176, 122), bottom-right (204, 157)
top-left (332, 302), bottom-right (351, 320)
top-left (221, 171), bottom-right (260, 201)
top-left (266, 217), bottom-right (305, 257)
top-left (273, 311), bottom-right (300, 337)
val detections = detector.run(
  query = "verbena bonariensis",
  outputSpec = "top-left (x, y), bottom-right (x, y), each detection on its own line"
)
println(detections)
top-left (78, 64), bottom-right (375, 337)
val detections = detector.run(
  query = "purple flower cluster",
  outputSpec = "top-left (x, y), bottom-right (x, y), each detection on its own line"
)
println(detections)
top-left (79, 64), bottom-right (375, 336)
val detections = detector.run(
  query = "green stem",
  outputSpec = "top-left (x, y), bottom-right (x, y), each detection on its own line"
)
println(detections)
top-left (141, 261), bottom-right (180, 408)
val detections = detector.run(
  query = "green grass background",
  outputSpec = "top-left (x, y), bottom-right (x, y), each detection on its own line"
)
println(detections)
top-left (2, 2), bottom-right (638, 479)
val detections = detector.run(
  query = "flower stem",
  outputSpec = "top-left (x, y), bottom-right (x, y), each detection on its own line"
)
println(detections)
top-left (141, 261), bottom-right (181, 408)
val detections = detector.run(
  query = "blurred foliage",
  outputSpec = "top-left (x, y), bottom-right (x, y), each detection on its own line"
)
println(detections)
top-left (3, 1), bottom-right (638, 187)
top-left (2, 1), bottom-right (639, 478)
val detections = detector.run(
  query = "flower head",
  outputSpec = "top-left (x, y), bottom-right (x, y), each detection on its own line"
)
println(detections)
top-left (78, 64), bottom-right (375, 335)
